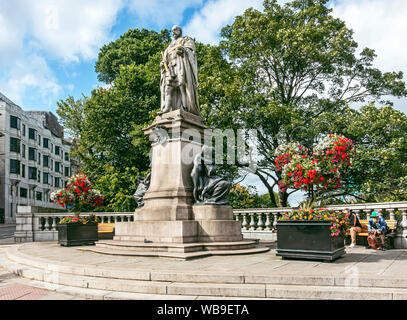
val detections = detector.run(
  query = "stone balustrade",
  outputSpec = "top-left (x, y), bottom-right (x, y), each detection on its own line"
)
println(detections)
top-left (14, 206), bottom-right (134, 243)
top-left (233, 201), bottom-right (407, 248)
top-left (13, 202), bottom-right (407, 248)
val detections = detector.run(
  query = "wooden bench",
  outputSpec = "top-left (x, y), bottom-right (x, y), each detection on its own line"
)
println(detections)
top-left (346, 219), bottom-right (398, 248)
top-left (98, 223), bottom-right (115, 240)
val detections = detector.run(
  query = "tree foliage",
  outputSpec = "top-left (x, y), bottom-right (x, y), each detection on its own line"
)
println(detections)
top-left (211, 0), bottom-right (407, 206)
top-left (229, 183), bottom-right (276, 209)
top-left (57, 1), bottom-right (407, 210)
top-left (317, 104), bottom-right (407, 203)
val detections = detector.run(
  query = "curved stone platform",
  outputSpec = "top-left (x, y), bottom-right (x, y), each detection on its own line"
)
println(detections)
top-left (85, 239), bottom-right (269, 260)
top-left (2, 242), bottom-right (407, 300)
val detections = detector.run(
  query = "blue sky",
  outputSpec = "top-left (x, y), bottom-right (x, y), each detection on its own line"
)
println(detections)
top-left (1, 0), bottom-right (406, 115)
top-left (1, 0), bottom-right (407, 204)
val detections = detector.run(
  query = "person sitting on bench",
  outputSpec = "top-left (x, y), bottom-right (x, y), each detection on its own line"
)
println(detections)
top-left (345, 208), bottom-right (362, 248)
top-left (367, 211), bottom-right (388, 251)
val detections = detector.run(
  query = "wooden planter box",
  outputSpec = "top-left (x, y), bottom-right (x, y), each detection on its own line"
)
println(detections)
top-left (56, 223), bottom-right (98, 247)
top-left (276, 220), bottom-right (346, 262)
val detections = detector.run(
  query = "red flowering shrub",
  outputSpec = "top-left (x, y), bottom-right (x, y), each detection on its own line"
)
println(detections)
top-left (275, 134), bottom-right (355, 192)
top-left (51, 173), bottom-right (104, 216)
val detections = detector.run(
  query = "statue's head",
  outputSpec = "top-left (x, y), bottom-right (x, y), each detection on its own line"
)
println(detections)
top-left (171, 25), bottom-right (182, 39)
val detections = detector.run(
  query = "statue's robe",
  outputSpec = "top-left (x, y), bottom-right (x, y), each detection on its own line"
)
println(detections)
top-left (160, 36), bottom-right (200, 115)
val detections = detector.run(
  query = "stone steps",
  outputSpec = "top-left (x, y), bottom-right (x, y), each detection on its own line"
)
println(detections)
top-left (86, 239), bottom-right (269, 259)
top-left (84, 246), bottom-right (270, 260)
top-left (2, 245), bottom-right (407, 299)
top-left (98, 239), bottom-right (260, 251)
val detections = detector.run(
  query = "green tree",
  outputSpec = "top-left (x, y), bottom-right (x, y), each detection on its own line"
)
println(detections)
top-left (317, 104), bottom-right (407, 203)
top-left (229, 183), bottom-right (277, 209)
top-left (211, 0), bottom-right (407, 207)
top-left (57, 29), bottom-right (170, 210)
top-left (94, 166), bottom-right (142, 212)
top-left (95, 28), bottom-right (171, 84)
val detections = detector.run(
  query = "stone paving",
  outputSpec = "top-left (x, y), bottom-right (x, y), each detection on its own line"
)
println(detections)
top-left (12, 241), bottom-right (406, 277)
top-left (1, 241), bottom-right (407, 300)
top-left (0, 244), bottom-right (80, 300)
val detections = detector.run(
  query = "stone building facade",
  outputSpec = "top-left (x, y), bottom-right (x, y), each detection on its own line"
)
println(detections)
top-left (0, 92), bottom-right (71, 223)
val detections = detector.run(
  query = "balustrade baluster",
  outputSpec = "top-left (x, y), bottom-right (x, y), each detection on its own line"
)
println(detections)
top-left (273, 213), bottom-right (278, 231)
top-left (51, 217), bottom-right (57, 231)
top-left (402, 210), bottom-right (407, 231)
top-left (264, 213), bottom-right (271, 231)
top-left (388, 209), bottom-right (395, 220)
top-left (256, 213), bottom-right (264, 231)
top-left (44, 216), bottom-right (50, 231)
top-left (249, 213), bottom-right (256, 231)
top-left (241, 213), bottom-right (248, 230)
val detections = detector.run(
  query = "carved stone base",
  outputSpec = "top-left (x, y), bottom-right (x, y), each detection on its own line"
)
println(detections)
top-left (87, 205), bottom-right (268, 259)
top-left (192, 205), bottom-right (234, 220)
top-left (114, 220), bottom-right (199, 243)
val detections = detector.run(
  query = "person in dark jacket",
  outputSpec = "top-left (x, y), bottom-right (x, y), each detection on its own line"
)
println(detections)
top-left (367, 211), bottom-right (388, 250)
top-left (345, 208), bottom-right (362, 248)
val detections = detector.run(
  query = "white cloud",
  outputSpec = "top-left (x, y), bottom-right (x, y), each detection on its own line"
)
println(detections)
top-left (0, 0), bottom-right (125, 108)
top-left (330, 0), bottom-right (407, 113)
top-left (184, 0), bottom-right (264, 44)
top-left (26, 0), bottom-right (124, 62)
top-left (0, 55), bottom-right (62, 108)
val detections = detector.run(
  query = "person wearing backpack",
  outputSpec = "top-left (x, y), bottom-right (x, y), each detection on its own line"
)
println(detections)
top-left (367, 211), bottom-right (389, 251)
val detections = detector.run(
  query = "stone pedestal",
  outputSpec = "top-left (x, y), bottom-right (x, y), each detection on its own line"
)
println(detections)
top-left (86, 109), bottom-right (269, 259)
top-left (133, 109), bottom-right (204, 222)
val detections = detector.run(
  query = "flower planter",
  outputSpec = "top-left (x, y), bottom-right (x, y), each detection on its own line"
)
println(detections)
top-left (276, 220), bottom-right (345, 262)
top-left (56, 222), bottom-right (98, 247)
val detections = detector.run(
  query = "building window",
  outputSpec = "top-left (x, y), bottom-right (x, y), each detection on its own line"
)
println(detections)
top-left (43, 138), bottom-right (49, 149)
top-left (10, 137), bottom-right (20, 153)
top-left (28, 147), bottom-right (37, 161)
top-left (54, 177), bottom-right (60, 188)
top-left (22, 124), bottom-right (26, 136)
top-left (43, 172), bottom-right (49, 185)
top-left (10, 159), bottom-right (20, 174)
top-left (20, 188), bottom-right (28, 198)
top-left (55, 146), bottom-right (60, 156)
top-left (55, 161), bottom-right (61, 173)
top-left (38, 152), bottom-right (41, 165)
top-left (21, 164), bottom-right (26, 178)
top-left (22, 144), bottom-right (26, 158)
top-left (28, 128), bottom-right (37, 140)
top-left (28, 167), bottom-right (37, 180)
top-left (65, 152), bottom-right (70, 161)
top-left (64, 166), bottom-right (70, 177)
top-left (10, 115), bottom-right (21, 130)
top-left (38, 134), bottom-right (41, 146)
top-left (36, 192), bottom-right (42, 201)
top-left (43, 155), bottom-right (49, 168)
top-left (37, 170), bottom-right (41, 183)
